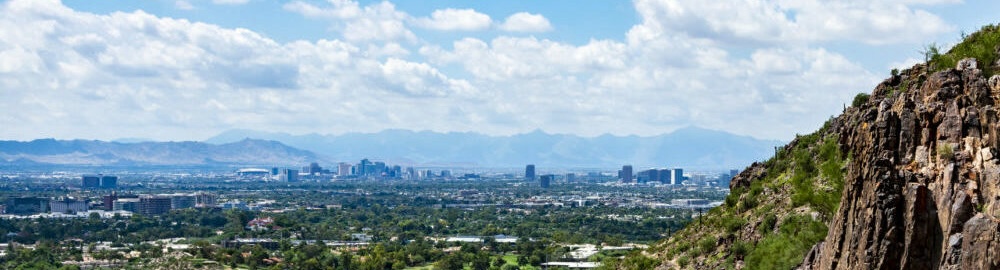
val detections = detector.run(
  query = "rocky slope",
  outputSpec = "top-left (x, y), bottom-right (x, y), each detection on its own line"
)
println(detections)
top-left (650, 25), bottom-right (1000, 269)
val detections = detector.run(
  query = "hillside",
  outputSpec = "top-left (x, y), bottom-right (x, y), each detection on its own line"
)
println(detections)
top-left (0, 138), bottom-right (323, 166)
top-left (206, 127), bottom-right (782, 168)
top-left (645, 24), bottom-right (1000, 269)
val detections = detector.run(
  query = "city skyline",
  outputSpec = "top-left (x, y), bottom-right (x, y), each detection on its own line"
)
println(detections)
top-left (1, 0), bottom-right (998, 142)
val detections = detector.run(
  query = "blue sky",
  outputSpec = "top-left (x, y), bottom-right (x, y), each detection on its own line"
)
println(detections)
top-left (1, 0), bottom-right (998, 141)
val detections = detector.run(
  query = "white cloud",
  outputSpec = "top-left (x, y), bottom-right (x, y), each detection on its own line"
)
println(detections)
top-left (0, 0), bottom-right (969, 141)
top-left (499, 12), bottom-right (552, 32)
top-left (175, 0), bottom-right (195, 10)
top-left (283, 0), bottom-right (413, 42)
top-left (213, 0), bottom-right (250, 5)
top-left (888, 57), bottom-right (924, 72)
top-left (631, 0), bottom-right (955, 45)
top-left (0, 0), bottom-right (472, 140)
top-left (413, 8), bottom-right (491, 31)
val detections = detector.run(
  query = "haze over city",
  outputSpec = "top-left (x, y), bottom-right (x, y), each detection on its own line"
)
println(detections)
top-left (2, 0), bottom-right (998, 142)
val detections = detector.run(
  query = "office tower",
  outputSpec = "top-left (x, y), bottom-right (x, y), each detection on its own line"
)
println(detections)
top-left (195, 192), bottom-right (217, 207)
top-left (113, 198), bottom-right (141, 212)
top-left (637, 169), bottom-right (659, 184)
top-left (338, 163), bottom-right (352, 176)
top-left (660, 169), bottom-right (672, 184)
top-left (140, 196), bottom-right (172, 216)
top-left (280, 169), bottom-right (299, 182)
top-left (621, 165), bottom-right (633, 183)
top-left (566, 173), bottom-right (576, 182)
top-left (359, 159), bottom-right (372, 176)
top-left (440, 170), bottom-right (451, 178)
top-left (50, 197), bottom-right (88, 214)
top-left (170, 194), bottom-right (196, 209)
top-left (308, 162), bottom-right (322, 175)
top-left (100, 175), bottom-right (118, 189)
top-left (392, 166), bottom-right (402, 178)
top-left (540, 174), bottom-right (553, 188)
top-left (7, 197), bottom-right (49, 214)
top-left (672, 168), bottom-right (685, 185)
top-left (525, 164), bottom-right (536, 181)
top-left (82, 175), bottom-right (101, 189)
top-left (271, 167), bottom-right (280, 175)
top-left (104, 193), bottom-right (138, 211)
top-left (406, 167), bottom-right (416, 180)
top-left (103, 193), bottom-right (118, 210)
top-left (374, 162), bottom-right (387, 176)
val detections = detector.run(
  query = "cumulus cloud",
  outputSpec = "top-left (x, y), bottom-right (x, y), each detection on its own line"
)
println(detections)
top-left (0, 0), bottom-right (472, 140)
top-left (212, 0), bottom-right (249, 5)
top-left (175, 1), bottom-right (195, 10)
top-left (0, 0), bottom-right (966, 141)
top-left (283, 0), bottom-right (414, 42)
top-left (631, 0), bottom-right (954, 45)
top-left (413, 8), bottom-right (491, 31)
top-left (499, 12), bottom-right (553, 32)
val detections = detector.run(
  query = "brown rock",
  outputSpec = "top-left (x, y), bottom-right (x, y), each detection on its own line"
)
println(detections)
top-left (806, 65), bottom-right (1000, 269)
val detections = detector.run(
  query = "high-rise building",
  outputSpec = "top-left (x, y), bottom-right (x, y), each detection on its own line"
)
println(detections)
top-left (671, 168), bottom-right (685, 185)
top-left (406, 167), bottom-right (416, 180)
top-left (114, 198), bottom-right (141, 213)
top-left (170, 194), bottom-right (196, 209)
top-left (308, 162), bottom-right (322, 175)
top-left (50, 197), bottom-right (88, 214)
top-left (659, 169), bottom-right (672, 184)
top-left (621, 165), bottom-right (633, 183)
top-left (82, 175), bottom-right (101, 189)
top-left (338, 163), bottom-right (353, 177)
top-left (7, 197), bottom-right (49, 214)
top-left (100, 175), bottom-right (118, 189)
top-left (566, 173), bottom-right (576, 182)
top-left (140, 196), bottom-right (172, 216)
top-left (195, 192), bottom-right (217, 207)
top-left (391, 166), bottom-right (402, 178)
top-left (525, 164), bottom-right (536, 181)
top-left (358, 159), bottom-right (372, 176)
top-left (280, 169), bottom-right (299, 182)
top-left (637, 169), bottom-right (660, 184)
top-left (104, 193), bottom-right (138, 211)
top-left (540, 174), bottom-right (553, 188)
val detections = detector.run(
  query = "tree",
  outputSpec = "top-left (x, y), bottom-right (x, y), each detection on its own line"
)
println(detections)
top-left (434, 253), bottom-right (464, 270)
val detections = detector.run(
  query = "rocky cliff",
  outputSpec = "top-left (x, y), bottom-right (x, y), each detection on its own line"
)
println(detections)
top-left (803, 38), bottom-right (1000, 270)
top-left (649, 25), bottom-right (1000, 269)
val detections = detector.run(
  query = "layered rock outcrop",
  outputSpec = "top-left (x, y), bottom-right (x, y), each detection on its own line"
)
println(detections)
top-left (802, 61), bottom-right (1000, 269)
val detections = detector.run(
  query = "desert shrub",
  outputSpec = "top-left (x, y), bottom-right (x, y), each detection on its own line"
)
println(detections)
top-left (852, 93), bottom-right (870, 108)
top-left (928, 24), bottom-right (1000, 75)
top-left (744, 214), bottom-right (828, 270)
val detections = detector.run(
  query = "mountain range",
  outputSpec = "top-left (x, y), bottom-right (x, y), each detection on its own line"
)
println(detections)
top-left (205, 126), bottom-right (784, 169)
top-left (0, 127), bottom-right (782, 168)
top-left (0, 138), bottom-right (321, 166)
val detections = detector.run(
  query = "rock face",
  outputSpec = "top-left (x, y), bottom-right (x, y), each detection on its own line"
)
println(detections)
top-left (802, 60), bottom-right (1000, 269)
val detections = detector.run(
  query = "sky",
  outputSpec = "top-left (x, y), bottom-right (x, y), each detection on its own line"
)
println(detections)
top-left (0, 0), bottom-right (998, 142)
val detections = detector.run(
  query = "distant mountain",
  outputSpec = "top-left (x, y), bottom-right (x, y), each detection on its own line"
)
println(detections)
top-left (205, 127), bottom-right (784, 169)
top-left (0, 138), bottom-right (323, 166)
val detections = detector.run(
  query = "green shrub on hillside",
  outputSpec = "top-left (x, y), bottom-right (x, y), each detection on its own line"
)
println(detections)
top-left (744, 214), bottom-right (828, 270)
top-left (927, 24), bottom-right (1000, 75)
